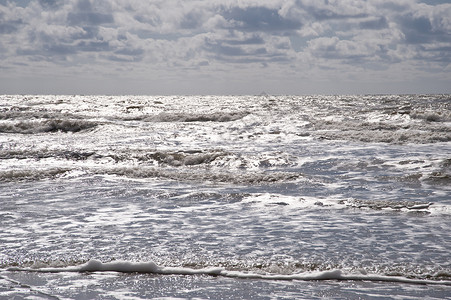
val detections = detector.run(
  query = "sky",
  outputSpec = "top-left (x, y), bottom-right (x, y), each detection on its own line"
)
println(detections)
top-left (0, 0), bottom-right (450, 95)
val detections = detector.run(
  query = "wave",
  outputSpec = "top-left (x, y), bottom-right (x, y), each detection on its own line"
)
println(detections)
top-left (314, 125), bottom-right (451, 144)
top-left (308, 97), bottom-right (451, 144)
top-left (0, 148), bottom-right (230, 167)
top-left (423, 158), bottom-right (451, 185)
top-left (0, 119), bottom-right (98, 134)
top-left (410, 111), bottom-right (451, 123)
top-left (105, 167), bottom-right (302, 184)
top-left (0, 167), bottom-right (302, 184)
top-left (143, 150), bottom-right (228, 166)
top-left (0, 107), bottom-right (84, 121)
top-left (342, 199), bottom-right (434, 210)
top-left (109, 149), bottom-right (296, 170)
top-left (0, 147), bottom-right (301, 183)
top-left (142, 111), bottom-right (249, 122)
top-left (0, 168), bottom-right (71, 182)
top-left (0, 149), bottom-right (96, 160)
top-left (6, 259), bottom-right (451, 286)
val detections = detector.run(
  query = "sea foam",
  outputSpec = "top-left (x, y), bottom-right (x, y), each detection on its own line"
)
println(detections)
top-left (7, 260), bottom-right (451, 286)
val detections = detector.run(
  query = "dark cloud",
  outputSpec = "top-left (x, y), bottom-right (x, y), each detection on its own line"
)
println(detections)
top-left (225, 35), bottom-right (265, 45)
top-left (375, 2), bottom-right (410, 12)
top-left (0, 0), bottom-right (30, 8)
top-left (38, 0), bottom-right (62, 9)
top-left (298, 2), bottom-right (368, 21)
top-left (307, 36), bottom-right (397, 69)
top-left (17, 41), bottom-right (76, 58)
top-left (11, 0), bottom-right (125, 63)
top-left (205, 42), bottom-right (247, 57)
top-left (204, 35), bottom-right (291, 65)
top-left (222, 6), bottom-right (302, 33)
top-left (180, 9), bottom-right (205, 30)
top-left (400, 15), bottom-right (434, 44)
top-left (76, 40), bottom-right (110, 52)
top-left (67, 0), bottom-right (114, 26)
top-left (419, 0), bottom-right (450, 4)
top-left (400, 14), bottom-right (451, 45)
top-left (114, 48), bottom-right (144, 57)
top-left (219, 54), bottom-right (290, 65)
top-left (45, 43), bottom-right (77, 56)
top-left (419, 45), bottom-right (451, 64)
top-left (0, 19), bottom-right (22, 34)
top-left (133, 14), bottom-right (161, 28)
top-left (359, 17), bottom-right (388, 30)
top-left (105, 53), bottom-right (143, 62)
top-left (0, 9), bottom-right (24, 34)
top-left (67, 12), bottom-right (114, 26)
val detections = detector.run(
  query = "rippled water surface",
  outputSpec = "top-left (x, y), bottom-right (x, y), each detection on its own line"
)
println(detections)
top-left (1, 95), bottom-right (450, 299)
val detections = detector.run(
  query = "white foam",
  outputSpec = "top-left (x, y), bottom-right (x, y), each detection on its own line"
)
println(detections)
top-left (239, 193), bottom-right (451, 215)
top-left (240, 193), bottom-right (343, 210)
top-left (7, 260), bottom-right (451, 286)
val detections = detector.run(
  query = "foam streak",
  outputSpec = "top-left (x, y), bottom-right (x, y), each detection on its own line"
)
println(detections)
top-left (6, 260), bottom-right (451, 286)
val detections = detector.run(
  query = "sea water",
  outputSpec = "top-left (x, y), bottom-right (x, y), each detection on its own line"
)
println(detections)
top-left (0, 94), bottom-right (450, 299)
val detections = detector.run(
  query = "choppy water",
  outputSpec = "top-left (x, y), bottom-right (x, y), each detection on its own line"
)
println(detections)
top-left (1, 94), bottom-right (450, 299)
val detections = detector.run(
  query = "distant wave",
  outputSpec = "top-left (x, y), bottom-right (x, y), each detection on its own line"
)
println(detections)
top-left (410, 111), bottom-right (451, 123)
top-left (312, 120), bottom-right (451, 144)
top-left (0, 149), bottom-right (96, 160)
top-left (0, 168), bottom-right (71, 182)
top-left (0, 108), bottom-right (83, 121)
top-left (142, 111), bottom-right (249, 122)
top-left (343, 198), bottom-right (434, 210)
top-left (143, 150), bottom-right (228, 166)
top-left (105, 167), bottom-right (303, 184)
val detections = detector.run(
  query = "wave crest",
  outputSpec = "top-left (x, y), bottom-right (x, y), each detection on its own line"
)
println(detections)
top-left (8, 259), bottom-right (451, 286)
top-left (144, 150), bottom-right (227, 166)
top-left (0, 119), bottom-right (98, 134)
top-left (106, 167), bottom-right (302, 184)
top-left (143, 111), bottom-right (248, 122)
top-left (0, 168), bottom-right (70, 182)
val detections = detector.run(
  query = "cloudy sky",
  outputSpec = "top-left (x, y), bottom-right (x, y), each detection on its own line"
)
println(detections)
top-left (0, 0), bottom-right (450, 95)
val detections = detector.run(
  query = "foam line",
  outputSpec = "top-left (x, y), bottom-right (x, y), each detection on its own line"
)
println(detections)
top-left (6, 260), bottom-right (451, 286)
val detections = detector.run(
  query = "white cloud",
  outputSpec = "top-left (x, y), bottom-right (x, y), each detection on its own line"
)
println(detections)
top-left (0, 0), bottom-right (450, 94)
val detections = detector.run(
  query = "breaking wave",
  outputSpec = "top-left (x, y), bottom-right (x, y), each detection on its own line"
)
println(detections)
top-left (312, 120), bottom-right (451, 144)
top-left (140, 150), bottom-right (228, 166)
top-left (410, 111), bottom-right (451, 123)
top-left (0, 119), bottom-right (98, 134)
top-left (0, 168), bottom-right (71, 182)
top-left (423, 158), bottom-right (451, 185)
top-left (0, 149), bottom-right (96, 160)
top-left (6, 259), bottom-right (451, 286)
top-left (142, 111), bottom-right (249, 122)
top-left (343, 199), bottom-right (433, 211)
top-left (105, 167), bottom-right (302, 184)
top-left (0, 107), bottom-right (84, 121)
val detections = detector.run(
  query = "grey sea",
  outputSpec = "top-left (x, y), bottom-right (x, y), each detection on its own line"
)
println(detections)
top-left (1, 94), bottom-right (450, 299)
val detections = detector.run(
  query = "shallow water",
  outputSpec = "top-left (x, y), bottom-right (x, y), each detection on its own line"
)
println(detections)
top-left (1, 94), bottom-right (450, 299)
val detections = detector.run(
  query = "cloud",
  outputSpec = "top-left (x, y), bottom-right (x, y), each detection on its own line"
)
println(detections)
top-left (0, 4), bottom-right (25, 34)
top-left (38, 0), bottom-right (61, 9)
top-left (221, 6), bottom-right (302, 32)
top-left (0, 18), bottom-right (22, 34)
top-left (359, 17), bottom-right (388, 30)
top-left (0, 0), bottom-right (450, 94)
top-left (398, 4), bottom-right (451, 44)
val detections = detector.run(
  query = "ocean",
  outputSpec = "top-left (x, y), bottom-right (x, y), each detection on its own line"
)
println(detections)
top-left (0, 94), bottom-right (450, 299)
